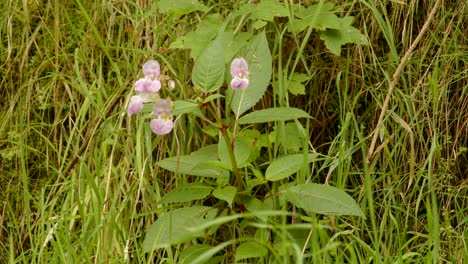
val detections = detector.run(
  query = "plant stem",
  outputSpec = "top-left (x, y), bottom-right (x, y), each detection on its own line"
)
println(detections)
top-left (222, 130), bottom-right (243, 191)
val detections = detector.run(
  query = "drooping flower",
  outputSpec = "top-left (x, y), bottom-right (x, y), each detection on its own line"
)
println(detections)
top-left (150, 118), bottom-right (174, 135)
top-left (230, 57), bottom-right (249, 90)
top-left (142, 60), bottom-right (160, 79)
top-left (135, 77), bottom-right (161, 93)
top-left (128, 95), bottom-right (145, 116)
top-left (230, 75), bottom-right (250, 90)
top-left (152, 98), bottom-right (172, 117)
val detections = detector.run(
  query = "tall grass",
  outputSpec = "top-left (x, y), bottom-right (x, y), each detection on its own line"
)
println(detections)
top-left (1, 0), bottom-right (466, 263)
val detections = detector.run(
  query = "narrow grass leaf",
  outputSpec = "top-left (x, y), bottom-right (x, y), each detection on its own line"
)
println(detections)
top-left (237, 107), bottom-right (310, 124)
top-left (284, 183), bottom-right (365, 217)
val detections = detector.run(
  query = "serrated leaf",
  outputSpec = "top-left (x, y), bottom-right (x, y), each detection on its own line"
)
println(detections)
top-left (169, 14), bottom-right (223, 60)
top-left (288, 81), bottom-right (305, 95)
top-left (213, 186), bottom-right (237, 208)
top-left (235, 242), bottom-right (268, 261)
top-left (228, 31), bottom-right (272, 116)
top-left (159, 183), bottom-right (213, 204)
top-left (157, 0), bottom-right (209, 17)
top-left (266, 153), bottom-right (317, 181)
top-left (192, 36), bottom-right (225, 92)
top-left (251, 0), bottom-right (289, 22)
top-left (320, 16), bottom-right (368, 56)
top-left (237, 107), bottom-right (310, 124)
top-left (143, 206), bottom-right (217, 251)
top-left (284, 183), bottom-right (365, 217)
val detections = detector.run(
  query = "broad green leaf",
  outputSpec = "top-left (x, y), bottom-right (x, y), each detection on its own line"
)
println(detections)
top-left (143, 206), bottom-right (217, 251)
top-left (266, 153), bottom-right (317, 181)
top-left (286, 2), bottom-right (337, 33)
top-left (173, 100), bottom-right (202, 116)
top-left (228, 31), bottom-right (272, 116)
top-left (192, 160), bottom-right (231, 179)
top-left (237, 107), bottom-right (310, 124)
top-left (284, 183), bottom-right (365, 217)
top-left (218, 136), bottom-right (252, 169)
top-left (157, 145), bottom-right (230, 178)
top-left (157, 0), bottom-right (209, 17)
top-left (169, 14), bottom-right (223, 60)
top-left (288, 81), bottom-right (306, 95)
top-left (213, 186), bottom-right (237, 208)
top-left (179, 244), bottom-right (212, 264)
top-left (159, 183), bottom-right (213, 204)
top-left (235, 242), bottom-right (268, 261)
top-left (320, 16), bottom-right (369, 56)
top-left (192, 36), bottom-right (225, 92)
top-left (250, 0), bottom-right (289, 22)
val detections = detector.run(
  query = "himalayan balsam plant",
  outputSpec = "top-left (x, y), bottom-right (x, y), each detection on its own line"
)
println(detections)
top-left (128, 1), bottom-right (368, 261)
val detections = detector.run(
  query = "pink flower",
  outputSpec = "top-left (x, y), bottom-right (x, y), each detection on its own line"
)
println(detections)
top-left (230, 76), bottom-right (249, 90)
top-left (135, 77), bottom-right (161, 93)
top-left (150, 118), bottom-right (174, 135)
top-left (230, 58), bottom-right (249, 78)
top-left (128, 95), bottom-right (145, 116)
top-left (153, 98), bottom-right (172, 117)
top-left (230, 57), bottom-right (249, 90)
top-left (142, 60), bottom-right (160, 79)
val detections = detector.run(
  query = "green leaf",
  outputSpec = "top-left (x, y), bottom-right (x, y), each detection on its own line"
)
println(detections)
top-left (169, 14), bottom-right (223, 60)
top-left (250, 0), bottom-right (289, 22)
top-left (179, 244), bottom-right (212, 264)
top-left (213, 186), bottom-right (237, 208)
top-left (157, 0), bottom-right (209, 17)
top-left (173, 100), bottom-right (202, 116)
top-left (143, 206), bottom-right (217, 251)
top-left (218, 136), bottom-right (252, 169)
top-left (157, 145), bottom-right (229, 178)
top-left (235, 241), bottom-right (268, 261)
top-left (237, 107), bottom-right (310, 124)
top-left (266, 153), bottom-right (317, 181)
top-left (228, 31), bottom-right (272, 116)
top-left (192, 36), bottom-right (225, 92)
top-left (159, 183), bottom-right (213, 204)
top-left (320, 16), bottom-right (369, 56)
top-left (284, 183), bottom-right (365, 217)
top-left (288, 81), bottom-right (305, 95)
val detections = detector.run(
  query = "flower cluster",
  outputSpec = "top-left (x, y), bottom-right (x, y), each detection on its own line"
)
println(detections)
top-left (128, 60), bottom-right (174, 135)
top-left (230, 57), bottom-right (249, 90)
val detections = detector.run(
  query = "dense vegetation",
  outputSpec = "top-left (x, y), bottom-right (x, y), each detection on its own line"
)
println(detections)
top-left (0, 0), bottom-right (466, 262)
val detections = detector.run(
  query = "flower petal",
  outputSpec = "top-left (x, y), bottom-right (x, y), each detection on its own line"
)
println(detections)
top-left (153, 98), bottom-right (172, 117)
top-left (128, 95), bottom-right (144, 116)
top-left (230, 76), bottom-right (249, 90)
top-left (150, 118), bottom-right (174, 135)
top-left (230, 57), bottom-right (249, 78)
top-left (142, 60), bottom-right (160, 78)
top-left (135, 77), bottom-right (161, 93)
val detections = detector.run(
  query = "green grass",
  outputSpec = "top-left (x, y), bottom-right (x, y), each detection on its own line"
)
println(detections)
top-left (1, 0), bottom-right (467, 263)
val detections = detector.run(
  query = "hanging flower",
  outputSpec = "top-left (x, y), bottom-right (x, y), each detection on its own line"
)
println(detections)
top-left (135, 77), bottom-right (161, 93)
top-left (150, 118), bottom-right (174, 135)
top-left (127, 95), bottom-right (145, 117)
top-left (230, 57), bottom-right (249, 90)
top-left (142, 60), bottom-right (160, 79)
